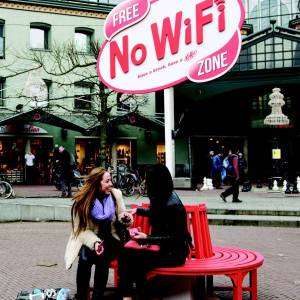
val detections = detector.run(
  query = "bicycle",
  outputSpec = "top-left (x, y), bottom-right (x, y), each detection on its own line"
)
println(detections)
top-left (132, 169), bottom-right (147, 197)
top-left (110, 164), bottom-right (136, 197)
top-left (0, 174), bottom-right (15, 199)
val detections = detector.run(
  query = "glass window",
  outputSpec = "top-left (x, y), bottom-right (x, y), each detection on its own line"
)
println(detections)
top-left (284, 40), bottom-right (292, 51)
top-left (0, 80), bottom-right (4, 106)
top-left (0, 21), bottom-right (4, 58)
top-left (43, 79), bottom-right (52, 104)
top-left (30, 23), bottom-right (50, 50)
top-left (117, 94), bottom-right (131, 112)
top-left (155, 91), bottom-right (164, 114)
top-left (74, 28), bottom-right (94, 53)
top-left (108, 0), bottom-right (125, 4)
top-left (74, 83), bottom-right (93, 110)
top-left (75, 32), bottom-right (91, 53)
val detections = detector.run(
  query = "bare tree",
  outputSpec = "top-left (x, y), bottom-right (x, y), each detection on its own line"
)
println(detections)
top-left (0, 40), bottom-right (148, 167)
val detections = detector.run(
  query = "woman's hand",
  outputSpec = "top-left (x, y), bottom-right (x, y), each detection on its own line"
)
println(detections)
top-left (126, 208), bottom-right (137, 215)
top-left (120, 211), bottom-right (133, 225)
top-left (95, 241), bottom-right (104, 256)
top-left (132, 232), bottom-right (147, 240)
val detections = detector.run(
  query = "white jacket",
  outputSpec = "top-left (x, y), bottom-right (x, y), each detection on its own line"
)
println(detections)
top-left (64, 188), bottom-right (129, 270)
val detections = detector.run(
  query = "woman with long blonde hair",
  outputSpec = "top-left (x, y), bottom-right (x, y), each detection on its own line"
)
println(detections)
top-left (64, 167), bottom-right (132, 300)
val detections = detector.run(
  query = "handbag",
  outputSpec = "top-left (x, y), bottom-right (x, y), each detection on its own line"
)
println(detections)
top-left (124, 240), bottom-right (160, 252)
top-left (115, 219), bottom-right (131, 244)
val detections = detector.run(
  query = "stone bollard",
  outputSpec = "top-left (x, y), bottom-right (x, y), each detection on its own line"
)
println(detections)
top-left (200, 177), bottom-right (209, 191)
top-left (272, 180), bottom-right (279, 191)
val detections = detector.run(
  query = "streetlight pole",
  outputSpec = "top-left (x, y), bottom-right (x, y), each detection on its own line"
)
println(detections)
top-left (164, 87), bottom-right (175, 178)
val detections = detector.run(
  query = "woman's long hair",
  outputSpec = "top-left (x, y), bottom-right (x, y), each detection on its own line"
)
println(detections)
top-left (71, 167), bottom-right (107, 237)
top-left (146, 164), bottom-right (173, 204)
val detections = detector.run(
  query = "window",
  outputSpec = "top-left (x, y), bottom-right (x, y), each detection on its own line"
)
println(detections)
top-left (44, 79), bottom-right (52, 105)
top-left (74, 82), bottom-right (93, 110)
top-left (0, 80), bottom-right (5, 106)
top-left (0, 19), bottom-right (4, 58)
top-left (155, 91), bottom-right (164, 113)
top-left (117, 93), bottom-right (131, 112)
top-left (74, 27), bottom-right (94, 53)
top-left (30, 23), bottom-right (51, 50)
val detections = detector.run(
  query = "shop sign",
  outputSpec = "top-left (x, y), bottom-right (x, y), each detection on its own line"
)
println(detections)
top-left (97, 0), bottom-right (245, 93)
top-left (272, 149), bottom-right (281, 160)
top-left (0, 124), bottom-right (48, 134)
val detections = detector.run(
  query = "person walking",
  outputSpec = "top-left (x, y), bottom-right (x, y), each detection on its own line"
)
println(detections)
top-left (118, 164), bottom-right (192, 300)
top-left (64, 167), bottom-right (133, 300)
top-left (220, 150), bottom-right (242, 203)
top-left (58, 146), bottom-right (73, 198)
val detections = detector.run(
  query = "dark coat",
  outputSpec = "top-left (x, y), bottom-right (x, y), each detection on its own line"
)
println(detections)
top-left (136, 191), bottom-right (192, 265)
top-left (59, 150), bottom-right (72, 179)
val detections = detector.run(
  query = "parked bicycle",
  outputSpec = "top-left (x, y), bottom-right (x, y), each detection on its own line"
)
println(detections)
top-left (0, 174), bottom-right (15, 199)
top-left (109, 165), bottom-right (146, 197)
top-left (132, 168), bottom-right (147, 197)
top-left (109, 164), bottom-right (135, 196)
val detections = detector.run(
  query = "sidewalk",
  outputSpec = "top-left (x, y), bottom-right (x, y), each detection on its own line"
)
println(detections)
top-left (1, 184), bottom-right (300, 225)
top-left (1, 186), bottom-right (300, 299)
top-left (1, 222), bottom-right (299, 299)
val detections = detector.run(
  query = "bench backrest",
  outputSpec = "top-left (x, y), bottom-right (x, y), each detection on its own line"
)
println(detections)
top-left (131, 203), bottom-right (213, 260)
top-left (185, 204), bottom-right (213, 259)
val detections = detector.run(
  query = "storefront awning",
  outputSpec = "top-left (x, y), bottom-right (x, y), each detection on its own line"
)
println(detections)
top-left (88, 112), bottom-right (164, 132)
top-left (0, 108), bottom-right (88, 133)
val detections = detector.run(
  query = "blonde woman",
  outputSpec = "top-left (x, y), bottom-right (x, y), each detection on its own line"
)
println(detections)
top-left (64, 167), bottom-right (132, 300)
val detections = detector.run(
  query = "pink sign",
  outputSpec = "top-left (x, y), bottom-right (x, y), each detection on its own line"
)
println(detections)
top-left (97, 0), bottom-right (245, 94)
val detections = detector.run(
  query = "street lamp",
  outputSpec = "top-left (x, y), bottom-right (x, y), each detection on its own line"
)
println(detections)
top-left (24, 67), bottom-right (48, 108)
top-left (264, 87), bottom-right (289, 126)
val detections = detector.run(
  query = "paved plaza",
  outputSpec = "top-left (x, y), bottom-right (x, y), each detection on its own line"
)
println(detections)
top-left (1, 222), bottom-right (299, 299)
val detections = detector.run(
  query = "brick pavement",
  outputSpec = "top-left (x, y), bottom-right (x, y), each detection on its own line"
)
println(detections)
top-left (0, 222), bottom-right (299, 299)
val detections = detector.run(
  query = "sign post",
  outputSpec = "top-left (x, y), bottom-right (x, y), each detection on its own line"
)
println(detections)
top-left (164, 87), bottom-right (175, 177)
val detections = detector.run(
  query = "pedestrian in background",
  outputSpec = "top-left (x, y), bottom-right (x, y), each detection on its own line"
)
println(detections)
top-left (58, 146), bottom-right (73, 198)
top-left (64, 167), bottom-right (133, 300)
top-left (238, 152), bottom-right (247, 184)
top-left (220, 150), bottom-right (242, 203)
top-left (208, 150), bottom-right (214, 178)
top-left (211, 151), bottom-right (223, 189)
top-left (238, 152), bottom-right (252, 192)
top-left (24, 150), bottom-right (35, 184)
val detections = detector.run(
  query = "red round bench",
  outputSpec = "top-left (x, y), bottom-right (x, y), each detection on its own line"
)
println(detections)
top-left (110, 203), bottom-right (264, 300)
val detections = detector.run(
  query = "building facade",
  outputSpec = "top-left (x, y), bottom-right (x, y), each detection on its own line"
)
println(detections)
top-left (2, 0), bottom-right (299, 186)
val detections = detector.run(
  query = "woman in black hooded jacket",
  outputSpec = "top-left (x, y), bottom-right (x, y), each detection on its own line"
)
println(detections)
top-left (118, 164), bottom-right (192, 300)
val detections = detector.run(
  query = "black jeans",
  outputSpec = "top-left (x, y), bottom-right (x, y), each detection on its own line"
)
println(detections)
top-left (60, 176), bottom-right (72, 196)
top-left (118, 247), bottom-right (186, 299)
top-left (223, 177), bottom-right (240, 201)
top-left (76, 236), bottom-right (122, 300)
top-left (212, 170), bottom-right (222, 188)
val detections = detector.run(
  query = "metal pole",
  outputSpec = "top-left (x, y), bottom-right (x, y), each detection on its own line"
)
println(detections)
top-left (164, 87), bottom-right (175, 178)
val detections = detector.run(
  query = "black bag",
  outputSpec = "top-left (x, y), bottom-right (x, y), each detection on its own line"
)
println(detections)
top-left (114, 219), bottom-right (131, 244)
